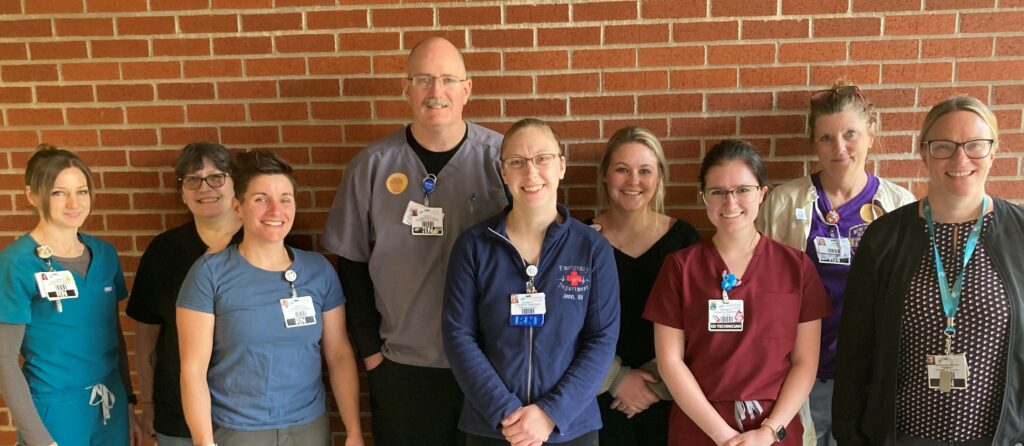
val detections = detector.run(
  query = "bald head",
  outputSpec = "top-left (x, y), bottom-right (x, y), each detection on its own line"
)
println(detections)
top-left (407, 37), bottom-right (466, 77)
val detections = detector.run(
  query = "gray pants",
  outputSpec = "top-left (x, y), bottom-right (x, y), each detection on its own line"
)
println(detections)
top-left (810, 379), bottom-right (837, 446)
top-left (213, 413), bottom-right (330, 446)
top-left (156, 433), bottom-right (193, 446)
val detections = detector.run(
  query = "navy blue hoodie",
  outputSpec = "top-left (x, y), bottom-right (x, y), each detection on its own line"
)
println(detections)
top-left (443, 204), bottom-right (620, 442)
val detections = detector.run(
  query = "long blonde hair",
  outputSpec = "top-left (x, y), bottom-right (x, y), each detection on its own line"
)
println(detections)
top-left (598, 125), bottom-right (668, 216)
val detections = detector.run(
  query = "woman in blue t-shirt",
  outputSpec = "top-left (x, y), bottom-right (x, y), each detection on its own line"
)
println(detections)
top-left (177, 150), bottom-right (363, 446)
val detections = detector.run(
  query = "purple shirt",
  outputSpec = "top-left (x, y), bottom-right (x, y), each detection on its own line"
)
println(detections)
top-left (806, 172), bottom-right (879, 379)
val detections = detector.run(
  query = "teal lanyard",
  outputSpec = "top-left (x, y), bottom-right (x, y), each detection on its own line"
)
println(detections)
top-left (923, 196), bottom-right (987, 343)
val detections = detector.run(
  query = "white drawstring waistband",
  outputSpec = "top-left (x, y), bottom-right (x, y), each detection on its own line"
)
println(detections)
top-left (87, 383), bottom-right (115, 425)
top-left (734, 400), bottom-right (764, 432)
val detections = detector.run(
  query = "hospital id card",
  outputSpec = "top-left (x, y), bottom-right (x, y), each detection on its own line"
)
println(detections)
top-left (34, 270), bottom-right (79, 302)
top-left (411, 206), bottom-right (444, 236)
top-left (927, 353), bottom-right (969, 392)
top-left (813, 236), bottom-right (852, 265)
top-left (708, 299), bottom-right (744, 332)
top-left (510, 292), bottom-right (545, 327)
top-left (280, 296), bottom-right (317, 328)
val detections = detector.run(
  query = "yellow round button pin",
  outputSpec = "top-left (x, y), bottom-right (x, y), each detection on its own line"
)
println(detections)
top-left (386, 172), bottom-right (408, 195)
top-left (860, 203), bottom-right (885, 222)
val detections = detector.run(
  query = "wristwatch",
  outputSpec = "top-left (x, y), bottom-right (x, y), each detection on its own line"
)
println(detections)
top-left (760, 418), bottom-right (787, 443)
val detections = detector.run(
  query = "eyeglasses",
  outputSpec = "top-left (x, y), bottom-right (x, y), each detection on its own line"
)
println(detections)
top-left (811, 85), bottom-right (865, 105)
top-left (501, 153), bottom-right (561, 171)
top-left (922, 139), bottom-right (995, 160)
top-left (701, 185), bottom-right (763, 206)
top-left (180, 173), bottom-right (229, 190)
top-left (407, 75), bottom-right (467, 90)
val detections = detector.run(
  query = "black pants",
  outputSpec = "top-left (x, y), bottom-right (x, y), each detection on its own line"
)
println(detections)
top-left (466, 430), bottom-right (598, 446)
top-left (597, 392), bottom-right (670, 446)
top-left (367, 357), bottom-right (465, 446)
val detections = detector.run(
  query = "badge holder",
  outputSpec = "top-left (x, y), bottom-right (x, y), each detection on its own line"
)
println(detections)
top-left (708, 271), bottom-right (744, 332)
top-left (33, 245), bottom-right (79, 313)
top-left (280, 269), bottom-right (316, 328)
top-left (510, 264), bottom-right (545, 327)
top-left (404, 174), bottom-right (445, 236)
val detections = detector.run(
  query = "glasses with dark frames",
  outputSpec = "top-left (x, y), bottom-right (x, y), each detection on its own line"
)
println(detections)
top-left (921, 139), bottom-right (995, 160)
top-left (179, 173), bottom-right (229, 190)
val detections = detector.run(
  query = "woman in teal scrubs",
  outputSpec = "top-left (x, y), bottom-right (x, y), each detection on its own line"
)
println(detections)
top-left (0, 145), bottom-right (140, 446)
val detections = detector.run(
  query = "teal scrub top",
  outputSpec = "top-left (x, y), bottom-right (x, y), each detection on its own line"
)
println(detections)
top-left (0, 233), bottom-right (127, 394)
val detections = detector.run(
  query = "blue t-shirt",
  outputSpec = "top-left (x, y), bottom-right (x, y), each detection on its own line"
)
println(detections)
top-left (0, 233), bottom-right (127, 393)
top-left (176, 245), bottom-right (344, 430)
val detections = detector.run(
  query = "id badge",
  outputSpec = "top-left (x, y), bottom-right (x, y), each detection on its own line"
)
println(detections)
top-left (402, 201), bottom-right (426, 226)
top-left (927, 354), bottom-right (969, 392)
top-left (708, 299), bottom-right (743, 332)
top-left (813, 236), bottom-right (851, 265)
top-left (280, 296), bottom-right (317, 328)
top-left (411, 206), bottom-right (444, 236)
top-left (34, 271), bottom-right (80, 302)
top-left (510, 292), bottom-right (545, 327)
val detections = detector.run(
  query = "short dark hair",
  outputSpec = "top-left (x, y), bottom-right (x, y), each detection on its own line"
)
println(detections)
top-left (173, 142), bottom-right (233, 191)
top-left (232, 149), bottom-right (297, 199)
top-left (25, 144), bottom-right (95, 222)
top-left (699, 140), bottom-right (768, 191)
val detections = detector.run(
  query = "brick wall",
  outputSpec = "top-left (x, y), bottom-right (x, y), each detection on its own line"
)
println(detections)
top-left (1, 0), bottom-right (1023, 444)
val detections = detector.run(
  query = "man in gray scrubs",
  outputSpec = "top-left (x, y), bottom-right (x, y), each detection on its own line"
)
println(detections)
top-left (321, 36), bottom-right (506, 445)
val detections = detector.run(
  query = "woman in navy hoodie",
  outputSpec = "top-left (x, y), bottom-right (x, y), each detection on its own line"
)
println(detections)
top-left (443, 118), bottom-right (620, 446)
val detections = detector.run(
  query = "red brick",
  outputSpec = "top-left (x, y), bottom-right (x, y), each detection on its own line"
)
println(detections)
top-left (879, 111), bottom-right (928, 131)
top-left (439, 6), bottom-right (500, 26)
top-left (853, 0), bottom-right (920, 11)
top-left (0, 43), bottom-right (28, 61)
top-left (851, 40), bottom-right (919, 61)
top-left (212, 0), bottom-right (271, 9)
top-left (339, 32), bottom-right (401, 51)
top-left (40, 129), bottom-right (99, 147)
top-left (97, 84), bottom-right (153, 102)
top-left (154, 38), bottom-right (211, 57)
top-left (574, 1), bottom-right (636, 21)
top-left (780, 42), bottom-right (846, 63)
top-left (126, 105), bottom-right (185, 124)
top-left (508, 4), bottom-right (569, 23)
top-left (62, 62), bottom-right (120, 81)
top-left (919, 86), bottom-right (990, 107)
top-left (669, 117), bottom-right (737, 137)
top-left (2, 64), bottom-right (58, 82)
top-left (222, 126), bottom-right (280, 144)
top-left (472, 29), bottom-right (533, 48)
top-left (740, 66), bottom-right (808, 87)
top-left (122, 60), bottom-right (180, 80)
top-left (0, 0), bottom-right (21, 12)
top-left (87, 0), bottom-right (147, 12)
top-left (373, 8), bottom-right (433, 27)
top-left (117, 16), bottom-right (175, 35)
top-left (958, 61), bottom-right (1024, 82)
top-left (605, 71), bottom-right (668, 92)
top-left (373, 54), bottom-right (405, 74)
top-left (882, 62), bottom-right (952, 84)
top-left (536, 73), bottom-right (600, 94)
top-left (572, 48), bottom-right (635, 69)
top-left (994, 85), bottom-right (1024, 105)
top-left (214, 37), bottom-right (272, 56)
top-left (282, 125), bottom-right (342, 143)
top-left (30, 41), bottom-right (88, 60)
top-left (403, 31), bottom-right (466, 49)
top-left (132, 192), bottom-right (182, 210)
top-left (811, 64), bottom-right (881, 86)
top-left (91, 40), bottom-right (149, 58)
top-left (782, 0), bottom-right (848, 14)
top-left (307, 10), bottom-right (368, 29)
top-left (67, 107), bottom-right (124, 125)
top-left (242, 13), bottom-right (303, 31)
top-left (464, 52), bottom-right (501, 71)
top-left (741, 115), bottom-right (805, 135)
top-left (375, 100), bottom-right (412, 119)
top-left (55, 18), bottom-right (113, 36)
top-left (962, 12), bottom-right (1024, 33)
top-left (280, 79), bottom-right (340, 98)
top-left (713, 0), bottom-right (776, 16)
top-left (813, 17), bottom-right (881, 38)
top-left (925, 0), bottom-right (993, 9)
top-left (538, 27), bottom-right (601, 47)
top-left (184, 59), bottom-right (242, 78)
top-left (642, 0), bottom-right (707, 18)
top-left (570, 96), bottom-right (633, 116)
top-left (671, 68), bottom-right (738, 90)
top-left (217, 81), bottom-right (277, 99)
top-left (996, 36), bottom-right (1024, 56)
top-left (673, 21), bottom-right (738, 42)
top-left (885, 14), bottom-right (956, 36)
top-left (0, 131), bottom-right (39, 148)
top-left (99, 128), bottom-right (156, 146)
top-left (26, 0), bottom-right (85, 13)
top-left (708, 92), bottom-right (773, 111)
top-left (308, 56), bottom-right (371, 75)
top-left (37, 85), bottom-right (94, 102)
top-left (8, 108), bottom-right (65, 126)
top-left (180, 15), bottom-right (238, 33)
top-left (639, 46), bottom-right (704, 67)
top-left (507, 98), bottom-right (568, 117)
top-left (0, 87), bottom-right (34, 103)
top-left (161, 127), bottom-right (219, 145)
top-left (310, 101), bottom-right (372, 120)
top-left (276, 0), bottom-right (333, 5)
top-left (188, 104), bottom-right (247, 122)
top-left (743, 19), bottom-right (809, 40)
top-left (861, 87), bottom-right (916, 108)
top-left (637, 93), bottom-right (702, 114)
top-left (0, 19), bottom-right (53, 38)
top-left (343, 78), bottom-right (402, 97)
top-left (922, 37), bottom-right (993, 59)
top-left (151, 0), bottom-right (207, 10)
top-left (275, 34), bottom-right (335, 53)
top-left (158, 83), bottom-right (215, 100)
top-left (709, 44), bottom-right (775, 65)
top-left (107, 214), bottom-right (163, 231)
top-left (505, 51), bottom-right (568, 71)
top-left (245, 58), bottom-right (305, 77)
top-left (606, 24), bottom-right (670, 44)
top-left (472, 76), bottom-right (532, 95)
